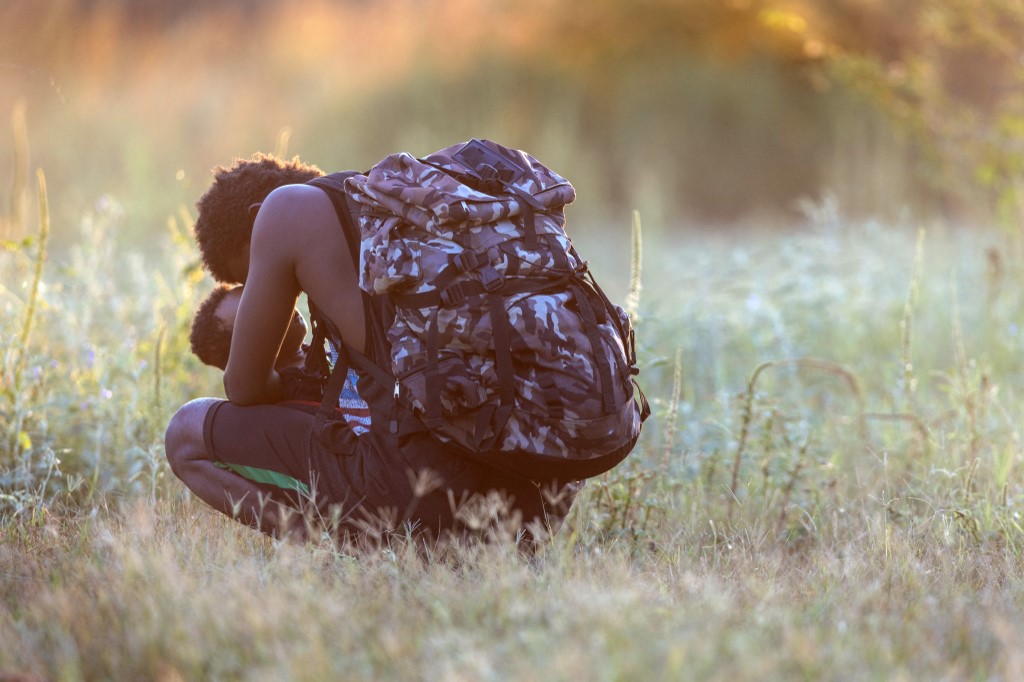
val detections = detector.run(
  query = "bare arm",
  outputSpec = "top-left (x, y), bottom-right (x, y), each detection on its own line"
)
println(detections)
top-left (223, 188), bottom-right (304, 405)
top-left (223, 182), bottom-right (364, 404)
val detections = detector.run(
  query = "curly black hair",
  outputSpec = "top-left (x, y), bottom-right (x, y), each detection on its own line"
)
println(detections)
top-left (194, 153), bottom-right (324, 283)
top-left (189, 284), bottom-right (238, 370)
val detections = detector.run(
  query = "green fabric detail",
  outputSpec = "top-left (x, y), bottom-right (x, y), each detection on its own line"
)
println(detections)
top-left (213, 461), bottom-right (310, 496)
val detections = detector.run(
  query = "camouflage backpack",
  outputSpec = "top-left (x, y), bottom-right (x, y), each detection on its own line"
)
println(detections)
top-left (310, 139), bottom-right (649, 480)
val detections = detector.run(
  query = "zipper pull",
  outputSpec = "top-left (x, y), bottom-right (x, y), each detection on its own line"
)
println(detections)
top-left (389, 380), bottom-right (400, 434)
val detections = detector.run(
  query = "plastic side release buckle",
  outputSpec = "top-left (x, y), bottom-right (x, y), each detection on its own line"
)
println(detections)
top-left (453, 250), bottom-right (482, 273)
top-left (440, 284), bottom-right (467, 307)
top-left (480, 266), bottom-right (504, 293)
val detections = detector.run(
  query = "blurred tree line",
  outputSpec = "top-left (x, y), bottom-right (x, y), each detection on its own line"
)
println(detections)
top-left (1, 0), bottom-right (1021, 245)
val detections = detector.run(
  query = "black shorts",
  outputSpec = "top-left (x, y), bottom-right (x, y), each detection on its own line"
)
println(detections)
top-left (202, 400), bottom-right (577, 540)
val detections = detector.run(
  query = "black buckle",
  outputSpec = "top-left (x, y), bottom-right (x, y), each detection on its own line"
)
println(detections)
top-left (480, 266), bottom-right (504, 293)
top-left (441, 284), bottom-right (466, 307)
top-left (453, 251), bottom-right (481, 272)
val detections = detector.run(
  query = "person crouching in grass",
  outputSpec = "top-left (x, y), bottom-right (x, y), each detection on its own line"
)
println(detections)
top-left (189, 284), bottom-right (371, 433)
top-left (183, 284), bottom-right (373, 538)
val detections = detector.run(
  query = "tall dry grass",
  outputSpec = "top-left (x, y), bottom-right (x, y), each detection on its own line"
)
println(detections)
top-left (4, 166), bottom-right (1024, 676)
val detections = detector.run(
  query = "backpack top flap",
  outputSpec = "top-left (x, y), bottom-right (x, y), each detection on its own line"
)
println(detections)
top-left (344, 139), bottom-right (576, 234)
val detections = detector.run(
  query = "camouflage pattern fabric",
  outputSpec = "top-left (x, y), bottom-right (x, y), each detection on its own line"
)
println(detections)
top-left (344, 139), bottom-right (643, 465)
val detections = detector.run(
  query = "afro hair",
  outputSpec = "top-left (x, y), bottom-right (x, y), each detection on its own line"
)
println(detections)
top-left (189, 284), bottom-right (239, 370)
top-left (194, 153), bottom-right (324, 283)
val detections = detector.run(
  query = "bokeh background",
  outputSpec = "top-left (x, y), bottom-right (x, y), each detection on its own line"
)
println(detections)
top-left (5, 8), bottom-right (1024, 677)
top-left (2, 0), bottom-right (1021, 255)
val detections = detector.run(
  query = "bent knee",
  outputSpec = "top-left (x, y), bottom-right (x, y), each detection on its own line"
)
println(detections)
top-left (165, 398), bottom-right (220, 474)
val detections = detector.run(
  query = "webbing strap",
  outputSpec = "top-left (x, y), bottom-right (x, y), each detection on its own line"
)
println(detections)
top-left (394, 275), bottom-right (570, 310)
top-left (506, 185), bottom-right (552, 252)
top-left (474, 292), bottom-right (517, 451)
top-left (507, 184), bottom-right (545, 211)
top-left (489, 404), bottom-right (515, 451)
top-left (302, 310), bottom-right (330, 379)
top-left (580, 269), bottom-right (636, 368)
top-left (504, 251), bottom-right (521, 277)
top-left (634, 378), bottom-right (652, 422)
top-left (470, 403), bottom-right (515, 452)
top-left (520, 200), bottom-right (537, 250)
top-left (428, 249), bottom-right (487, 303)
top-left (308, 172), bottom-right (362, 270)
top-left (471, 403), bottom-right (498, 450)
top-left (430, 264), bottom-right (462, 298)
top-left (488, 292), bottom-right (516, 409)
top-left (424, 308), bottom-right (443, 429)
top-left (573, 285), bottom-right (617, 414)
top-left (490, 232), bottom-right (572, 276)
top-left (307, 299), bottom-right (394, 411)
top-left (312, 345), bottom-right (351, 448)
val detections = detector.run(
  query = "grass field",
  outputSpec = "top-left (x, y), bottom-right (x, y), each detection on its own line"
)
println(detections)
top-left (5, 179), bottom-right (1024, 679)
top-left (3, 2), bottom-right (1023, 678)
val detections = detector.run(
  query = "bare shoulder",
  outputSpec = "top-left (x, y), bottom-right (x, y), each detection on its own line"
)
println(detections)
top-left (258, 183), bottom-right (335, 231)
top-left (248, 180), bottom-right (364, 351)
top-left (250, 183), bottom-right (344, 257)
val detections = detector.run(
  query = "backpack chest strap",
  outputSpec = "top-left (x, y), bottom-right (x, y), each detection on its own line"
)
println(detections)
top-left (392, 273), bottom-right (573, 310)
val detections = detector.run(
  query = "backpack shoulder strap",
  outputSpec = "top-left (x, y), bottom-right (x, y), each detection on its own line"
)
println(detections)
top-left (307, 171), bottom-right (362, 270)
top-left (306, 170), bottom-right (391, 358)
top-left (307, 297), bottom-right (397, 440)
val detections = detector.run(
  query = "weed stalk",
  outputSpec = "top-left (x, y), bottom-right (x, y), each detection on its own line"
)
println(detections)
top-left (775, 437), bottom-right (809, 537)
top-left (900, 228), bottom-right (925, 411)
top-left (6, 169), bottom-right (49, 462)
top-left (153, 324), bottom-right (166, 427)
top-left (951, 275), bottom-right (979, 461)
top-left (729, 358), bottom-right (866, 522)
top-left (626, 210), bottom-right (642, 322)
top-left (660, 346), bottom-right (682, 471)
